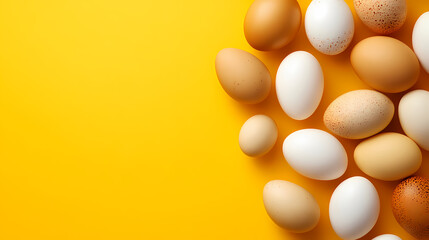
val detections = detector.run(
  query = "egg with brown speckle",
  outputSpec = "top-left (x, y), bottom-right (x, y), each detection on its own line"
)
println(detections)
top-left (392, 176), bottom-right (429, 240)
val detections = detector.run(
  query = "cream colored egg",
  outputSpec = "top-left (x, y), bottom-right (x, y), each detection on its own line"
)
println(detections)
top-left (239, 115), bottom-right (278, 157)
top-left (354, 132), bottom-right (422, 181)
top-left (324, 90), bottom-right (394, 139)
top-left (263, 180), bottom-right (320, 232)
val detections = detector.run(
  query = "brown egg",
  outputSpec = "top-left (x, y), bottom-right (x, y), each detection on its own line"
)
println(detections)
top-left (351, 36), bottom-right (420, 93)
top-left (239, 115), bottom-right (278, 157)
top-left (354, 0), bottom-right (407, 35)
top-left (392, 176), bottom-right (429, 239)
top-left (244, 0), bottom-right (301, 51)
top-left (215, 48), bottom-right (271, 104)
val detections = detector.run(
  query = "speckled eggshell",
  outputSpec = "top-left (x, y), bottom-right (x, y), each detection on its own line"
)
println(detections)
top-left (354, 0), bottom-right (407, 35)
top-left (324, 90), bottom-right (394, 139)
top-left (392, 176), bottom-right (429, 240)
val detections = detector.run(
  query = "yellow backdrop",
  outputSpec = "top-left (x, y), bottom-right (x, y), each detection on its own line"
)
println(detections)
top-left (0, 0), bottom-right (428, 239)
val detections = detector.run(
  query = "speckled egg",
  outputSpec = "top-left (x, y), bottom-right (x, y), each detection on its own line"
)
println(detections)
top-left (392, 176), bottom-right (429, 240)
top-left (353, 0), bottom-right (407, 35)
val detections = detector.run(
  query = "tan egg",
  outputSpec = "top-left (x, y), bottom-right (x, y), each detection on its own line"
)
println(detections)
top-left (354, 132), bottom-right (422, 181)
top-left (244, 0), bottom-right (301, 51)
top-left (351, 36), bottom-right (420, 93)
top-left (215, 48), bottom-right (271, 104)
top-left (354, 0), bottom-right (407, 35)
top-left (392, 176), bottom-right (429, 240)
top-left (324, 90), bottom-right (394, 139)
top-left (239, 115), bottom-right (277, 157)
top-left (263, 180), bottom-right (320, 232)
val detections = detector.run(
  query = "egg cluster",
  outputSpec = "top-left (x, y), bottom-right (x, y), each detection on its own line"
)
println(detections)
top-left (215, 0), bottom-right (429, 239)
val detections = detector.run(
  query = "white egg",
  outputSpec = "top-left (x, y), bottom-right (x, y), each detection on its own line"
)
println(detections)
top-left (399, 90), bottom-right (429, 151)
top-left (413, 12), bottom-right (429, 74)
top-left (282, 129), bottom-right (347, 180)
top-left (305, 0), bottom-right (354, 55)
top-left (329, 176), bottom-right (380, 240)
top-left (276, 51), bottom-right (324, 120)
top-left (372, 234), bottom-right (402, 240)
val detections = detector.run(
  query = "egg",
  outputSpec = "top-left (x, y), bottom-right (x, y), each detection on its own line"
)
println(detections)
top-left (263, 180), bottom-right (320, 232)
top-left (215, 48), bottom-right (271, 104)
top-left (353, 0), bottom-right (407, 35)
top-left (413, 12), bottom-right (429, 74)
top-left (305, 0), bottom-right (354, 55)
top-left (372, 234), bottom-right (402, 240)
top-left (392, 176), bottom-right (429, 240)
top-left (282, 129), bottom-right (347, 180)
top-left (244, 0), bottom-right (301, 51)
top-left (354, 132), bottom-right (422, 181)
top-left (351, 36), bottom-right (420, 93)
top-left (324, 90), bottom-right (394, 139)
top-left (329, 177), bottom-right (380, 240)
top-left (276, 51), bottom-right (324, 120)
top-left (239, 115), bottom-right (278, 157)
top-left (399, 90), bottom-right (429, 151)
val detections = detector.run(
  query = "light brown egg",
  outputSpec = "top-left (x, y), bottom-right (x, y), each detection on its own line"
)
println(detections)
top-left (244, 0), bottom-right (301, 51)
top-left (323, 90), bottom-right (394, 139)
top-left (354, 0), bottom-right (407, 35)
top-left (215, 48), bottom-right (271, 104)
top-left (239, 115), bottom-right (278, 157)
top-left (392, 176), bottom-right (429, 240)
top-left (351, 36), bottom-right (420, 93)
top-left (263, 180), bottom-right (320, 232)
top-left (354, 132), bottom-right (422, 181)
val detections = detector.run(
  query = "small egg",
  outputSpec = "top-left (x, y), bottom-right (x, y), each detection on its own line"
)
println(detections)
top-left (413, 12), bottom-right (429, 74)
top-left (324, 90), bottom-right (394, 139)
top-left (244, 0), bottom-right (301, 51)
top-left (351, 36), bottom-right (420, 93)
top-left (399, 90), bottom-right (429, 151)
top-left (239, 115), bottom-right (278, 157)
top-left (354, 133), bottom-right (422, 181)
top-left (263, 180), bottom-right (320, 232)
top-left (372, 234), bottom-right (402, 240)
top-left (215, 48), bottom-right (271, 104)
top-left (392, 176), bottom-right (429, 240)
top-left (354, 0), bottom-right (407, 35)
top-left (305, 0), bottom-right (354, 55)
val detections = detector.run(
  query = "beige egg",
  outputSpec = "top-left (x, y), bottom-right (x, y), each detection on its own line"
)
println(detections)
top-left (263, 180), bottom-right (320, 232)
top-left (324, 90), bottom-right (394, 139)
top-left (354, 0), bottom-right (407, 35)
top-left (351, 36), bottom-right (420, 93)
top-left (244, 0), bottom-right (301, 51)
top-left (354, 132), bottom-right (422, 181)
top-left (215, 48), bottom-right (271, 104)
top-left (239, 115), bottom-right (277, 157)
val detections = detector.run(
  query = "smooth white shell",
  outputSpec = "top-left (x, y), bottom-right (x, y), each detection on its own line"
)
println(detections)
top-left (282, 129), bottom-right (347, 180)
top-left (329, 176), bottom-right (380, 240)
top-left (276, 51), bottom-right (324, 120)
top-left (413, 12), bottom-right (429, 74)
top-left (305, 0), bottom-right (354, 55)
top-left (399, 90), bottom-right (429, 151)
top-left (372, 234), bottom-right (402, 240)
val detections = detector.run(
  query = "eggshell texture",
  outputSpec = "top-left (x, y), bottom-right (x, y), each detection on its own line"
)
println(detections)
top-left (413, 12), bottom-right (429, 74)
top-left (354, 132), bottom-right (422, 181)
top-left (305, 0), bottom-right (354, 55)
top-left (392, 176), bottom-right (429, 240)
top-left (276, 51), bottom-right (324, 120)
top-left (372, 234), bottom-right (402, 240)
top-left (282, 129), bottom-right (347, 180)
top-left (330, 177), bottom-right (380, 240)
top-left (324, 90), bottom-right (394, 139)
top-left (263, 180), bottom-right (320, 232)
top-left (215, 48), bottom-right (271, 104)
top-left (244, 0), bottom-right (301, 51)
top-left (239, 115), bottom-right (278, 157)
top-left (399, 90), bottom-right (429, 151)
top-left (354, 0), bottom-right (407, 35)
top-left (351, 36), bottom-right (420, 93)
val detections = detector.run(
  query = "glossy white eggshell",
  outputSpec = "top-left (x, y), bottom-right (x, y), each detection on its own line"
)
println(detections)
top-left (372, 234), bottom-right (402, 240)
top-left (413, 12), bottom-right (429, 74)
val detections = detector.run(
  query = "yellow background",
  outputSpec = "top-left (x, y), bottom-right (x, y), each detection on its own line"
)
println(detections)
top-left (0, 0), bottom-right (428, 239)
